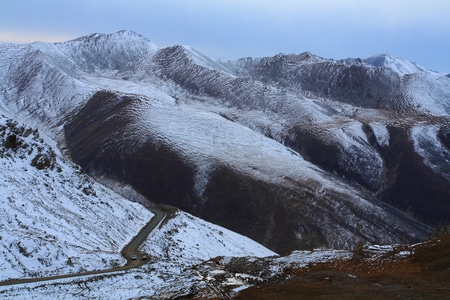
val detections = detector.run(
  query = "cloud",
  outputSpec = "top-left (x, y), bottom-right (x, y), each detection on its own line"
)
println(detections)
top-left (213, 0), bottom-right (450, 30)
top-left (0, 31), bottom-right (75, 43)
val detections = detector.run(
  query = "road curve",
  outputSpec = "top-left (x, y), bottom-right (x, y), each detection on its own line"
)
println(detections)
top-left (0, 205), bottom-right (170, 287)
top-left (121, 206), bottom-right (167, 266)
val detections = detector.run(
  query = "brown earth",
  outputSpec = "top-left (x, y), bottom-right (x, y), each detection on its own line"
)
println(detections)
top-left (232, 232), bottom-right (450, 300)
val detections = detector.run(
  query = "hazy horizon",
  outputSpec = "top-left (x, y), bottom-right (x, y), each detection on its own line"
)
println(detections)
top-left (1, 0), bottom-right (449, 73)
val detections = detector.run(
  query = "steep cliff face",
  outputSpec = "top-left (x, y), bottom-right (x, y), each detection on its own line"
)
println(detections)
top-left (2, 31), bottom-right (449, 253)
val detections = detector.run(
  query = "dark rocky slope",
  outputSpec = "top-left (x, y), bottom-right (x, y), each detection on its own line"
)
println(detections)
top-left (234, 230), bottom-right (450, 300)
top-left (231, 53), bottom-right (404, 110)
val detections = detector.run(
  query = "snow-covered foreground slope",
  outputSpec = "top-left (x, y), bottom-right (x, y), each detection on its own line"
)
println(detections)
top-left (1, 210), bottom-right (346, 299)
top-left (0, 114), bottom-right (276, 297)
top-left (142, 210), bottom-right (276, 264)
top-left (0, 115), bottom-right (154, 281)
top-left (0, 207), bottom-right (276, 299)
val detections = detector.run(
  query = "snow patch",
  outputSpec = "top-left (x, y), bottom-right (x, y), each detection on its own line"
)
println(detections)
top-left (369, 122), bottom-right (390, 147)
top-left (411, 124), bottom-right (450, 181)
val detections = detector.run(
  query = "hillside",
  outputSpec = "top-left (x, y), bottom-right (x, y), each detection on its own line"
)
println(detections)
top-left (0, 114), bottom-right (153, 280)
top-left (0, 115), bottom-right (275, 298)
top-left (235, 228), bottom-right (450, 299)
top-left (1, 30), bottom-right (448, 253)
top-left (0, 30), bottom-right (449, 299)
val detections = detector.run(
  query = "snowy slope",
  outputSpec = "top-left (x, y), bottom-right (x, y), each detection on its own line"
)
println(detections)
top-left (0, 31), bottom-right (159, 131)
top-left (0, 113), bottom-right (275, 290)
top-left (0, 115), bottom-right (153, 281)
top-left (142, 210), bottom-right (276, 265)
top-left (0, 115), bottom-right (276, 298)
top-left (64, 90), bottom-right (431, 251)
top-left (363, 53), bottom-right (428, 75)
top-left (128, 95), bottom-right (368, 194)
top-left (411, 124), bottom-right (450, 181)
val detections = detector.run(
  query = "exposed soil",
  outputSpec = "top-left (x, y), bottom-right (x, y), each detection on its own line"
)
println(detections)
top-left (234, 233), bottom-right (450, 300)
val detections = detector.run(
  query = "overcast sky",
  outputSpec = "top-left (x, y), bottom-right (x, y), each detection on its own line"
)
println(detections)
top-left (1, 0), bottom-right (449, 73)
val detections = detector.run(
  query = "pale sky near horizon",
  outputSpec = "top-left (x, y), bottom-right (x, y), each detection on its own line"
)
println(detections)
top-left (1, 0), bottom-right (449, 73)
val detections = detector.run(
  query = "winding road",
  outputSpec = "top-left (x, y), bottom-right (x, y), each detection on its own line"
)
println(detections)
top-left (0, 205), bottom-right (170, 287)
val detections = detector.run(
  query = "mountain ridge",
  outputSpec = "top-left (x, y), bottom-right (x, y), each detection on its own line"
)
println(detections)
top-left (1, 30), bottom-right (449, 298)
top-left (1, 31), bottom-right (448, 255)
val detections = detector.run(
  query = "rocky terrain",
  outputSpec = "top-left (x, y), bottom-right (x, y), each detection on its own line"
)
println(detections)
top-left (233, 227), bottom-right (450, 300)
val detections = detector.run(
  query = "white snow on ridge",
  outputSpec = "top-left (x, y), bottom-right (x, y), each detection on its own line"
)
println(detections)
top-left (0, 31), bottom-right (160, 130)
top-left (369, 122), bottom-right (390, 147)
top-left (143, 211), bottom-right (276, 265)
top-left (128, 98), bottom-right (332, 190)
top-left (0, 42), bottom-right (95, 129)
top-left (79, 73), bottom-right (178, 105)
top-left (127, 97), bottom-right (389, 202)
top-left (273, 249), bottom-right (351, 269)
top-left (54, 30), bottom-right (159, 75)
top-left (364, 53), bottom-right (428, 75)
top-left (183, 45), bottom-right (234, 74)
top-left (363, 53), bottom-right (450, 115)
top-left (405, 72), bottom-right (450, 115)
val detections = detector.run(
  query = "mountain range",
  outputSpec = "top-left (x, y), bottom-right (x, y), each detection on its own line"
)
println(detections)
top-left (0, 30), bottom-right (449, 298)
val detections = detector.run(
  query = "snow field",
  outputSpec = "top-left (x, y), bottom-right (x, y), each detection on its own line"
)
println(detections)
top-left (142, 210), bottom-right (276, 265)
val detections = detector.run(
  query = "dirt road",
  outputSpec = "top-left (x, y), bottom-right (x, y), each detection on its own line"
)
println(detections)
top-left (0, 205), bottom-right (169, 287)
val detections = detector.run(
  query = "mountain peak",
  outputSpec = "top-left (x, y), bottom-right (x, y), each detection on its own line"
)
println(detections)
top-left (67, 30), bottom-right (153, 45)
top-left (363, 53), bottom-right (425, 75)
top-left (115, 29), bottom-right (142, 37)
top-left (363, 53), bottom-right (394, 67)
top-left (181, 45), bottom-right (233, 73)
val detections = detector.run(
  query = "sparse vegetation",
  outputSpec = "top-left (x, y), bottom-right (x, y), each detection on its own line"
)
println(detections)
top-left (233, 234), bottom-right (450, 299)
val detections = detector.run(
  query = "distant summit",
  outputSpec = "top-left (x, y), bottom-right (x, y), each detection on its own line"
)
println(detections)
top-left (363, 53), bottom-right (427, 75)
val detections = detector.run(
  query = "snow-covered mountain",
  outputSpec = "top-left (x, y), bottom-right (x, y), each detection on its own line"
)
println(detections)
top-left (1, 29), bottom-right (450, 298)
top-left (0, 114), bottom-right (275, 297)
top-left (1, 30), bottom-right (449, 256)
